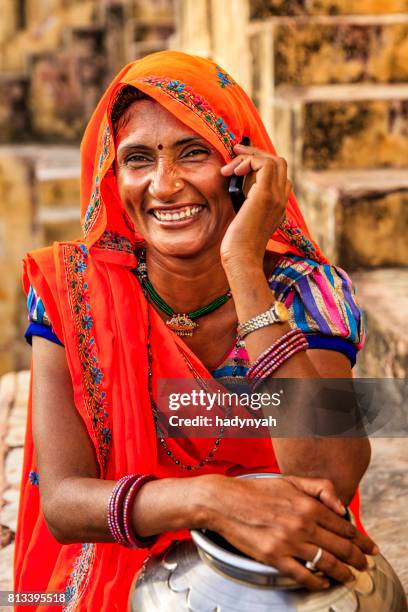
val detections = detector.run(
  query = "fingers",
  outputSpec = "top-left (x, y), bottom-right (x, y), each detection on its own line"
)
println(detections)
top-left (221, 152), bottom-right (270, 176)
top-left (285, 476), bottom-right (379, 556)
top-left (350, 527), bottom-right (380, 556)
top-left (298, 545), bottom-right (354, 585)
top-left (277, 557), bottom-right (330, 591)
top-left (311, 525), bottom-right (367, 572)
top-left (315, 504), bottom-right (378, 556)
top-left (288, 491), bottom-right (379, 558)
top-left (221, 150), bottom-right (288, 184)
top-left (286, 475), bottom-right (346, 516)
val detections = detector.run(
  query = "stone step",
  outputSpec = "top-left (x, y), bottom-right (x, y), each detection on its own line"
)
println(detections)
top-left (37, 207), bottom-right (80, 224)
top-left (36, 149), bottom-right (80, 210)
top-left (270, 83), bottom-right (408, 172)
top-left (0, 75), bottom-right (31, 142)
top-left (249, 0), bottom-right (408, 18)
top-left (352, 268), bottom-right (408, 378)
top-left (42, 222), bottom-right (82, 244)
top-left (28, 23), bottom-right (107, 143)
top-left (133, 0), bottom-right (177, 22)
top-left (297, 168), bottom-right (408, 270)
top-left (248, 14), bottom-right (408, 89)
top-left (37, 205), bottom-right (82, 244)
top-left (0, 145), bottom-right (80, 208)
top-left (124, 17), bottom-right (174, 62)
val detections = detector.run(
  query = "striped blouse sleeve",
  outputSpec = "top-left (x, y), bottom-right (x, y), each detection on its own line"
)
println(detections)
top-left (269, 256), bottom-right (366, 367)
top-left (25, 285), bottom-right (63, 346)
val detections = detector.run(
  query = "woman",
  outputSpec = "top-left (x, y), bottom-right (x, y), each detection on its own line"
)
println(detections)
top-left (14, 51), bottom-right (377, 611)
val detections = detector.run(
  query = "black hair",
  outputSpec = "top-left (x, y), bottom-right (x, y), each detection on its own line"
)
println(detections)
top-left (110, 85), bottom-right (152, 134)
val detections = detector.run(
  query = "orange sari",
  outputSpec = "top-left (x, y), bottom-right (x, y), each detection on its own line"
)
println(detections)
top-left (14, 51), bottom-right (363, 611)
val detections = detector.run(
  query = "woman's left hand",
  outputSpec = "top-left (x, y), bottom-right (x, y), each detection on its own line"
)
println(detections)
top-left (220, 143), bottom-right (292, 268)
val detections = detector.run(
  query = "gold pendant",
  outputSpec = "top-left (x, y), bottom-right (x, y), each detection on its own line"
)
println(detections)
top-left (166, 314), bottom-right (198, 336)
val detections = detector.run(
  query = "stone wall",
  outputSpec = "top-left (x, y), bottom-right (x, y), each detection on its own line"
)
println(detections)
top-left (0, 0), bottom-right (176, 375)
top-left (250, 0), bottom-right (408, 18)
top-left (0, 156), bottom-right (35, 374)
top-left (0, 0), bottom-right (175, 142)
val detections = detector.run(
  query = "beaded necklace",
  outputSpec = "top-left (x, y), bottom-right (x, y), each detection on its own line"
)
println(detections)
top-left (136, 249), bottom-right (232, 336)
top-left (145, 302), bottom-right (234, 470)
top-left (132, 252), bottom-right (248, 470)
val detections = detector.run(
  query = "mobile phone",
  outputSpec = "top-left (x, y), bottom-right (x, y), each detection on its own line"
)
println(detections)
top-left (229, 136), bottom-right (250, 213)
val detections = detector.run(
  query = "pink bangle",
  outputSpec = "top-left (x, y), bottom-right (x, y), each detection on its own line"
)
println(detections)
top-left (248, 329), bottom-right (299, 374)
top-left (251, 342), bottom-right (308, 390)
top-left (250, 337), bottom-right (308, 379)
top-left (123, 474), bottom-right (158, 548)
top-left (249, 329), bottom-right (299, 371)
top-left (247, 329), bottom-right (304, 379)
top-left (108, 475), bottom-right (138, 545)
top-left (247, 330), bottom-right (306, 380)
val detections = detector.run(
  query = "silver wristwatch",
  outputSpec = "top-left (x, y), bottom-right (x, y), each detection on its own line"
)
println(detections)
top-left (237, 302), bottom-right (289, 339)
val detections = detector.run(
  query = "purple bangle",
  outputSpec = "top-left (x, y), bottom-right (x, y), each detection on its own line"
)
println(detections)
top-left (108, 475), bottom-right (140, 545)
top-left (108, 476), bottom-right (129, 544)
top-left (247, 329), bottom-right (304, 379)
top-left (250, 337), bottom-right (308, 379)
top-left (251, 342), bottom-right (308, 390)
top-left (247, 330), bottom-right (306, 380)
top-left (250, 329), bottom-right (299, 363)
top-left (249, 337), bottom-right (306, 380)
top-left (123, 474), bottom-right (158, 548)
top-left (255, 339), bottom-right (308, 378)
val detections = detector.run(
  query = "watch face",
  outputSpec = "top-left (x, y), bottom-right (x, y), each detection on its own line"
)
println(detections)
top-left (275, 301), bottom-right (289, 322)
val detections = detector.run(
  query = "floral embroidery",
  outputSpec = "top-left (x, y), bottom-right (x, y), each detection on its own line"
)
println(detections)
top-left (83, 124), bottom-right (111, 235)
top-left (63, 243), bottom-right (112, 472)
top-left (29, 470), bottom-right (39, 485)
top-left (139, 76), bottom-right (237, 156)
top-left (280, 218), bottom-right (326, 263)
top-left (216, 65), bottom-right (235, 88)
top-left (63, 543), bottom-right (96, 611)
top-left (93, 230), bottom-right (135, 254)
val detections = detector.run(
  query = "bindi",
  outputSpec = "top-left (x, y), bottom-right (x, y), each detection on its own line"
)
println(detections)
top-left (157, 144), bottom-right (163, 150)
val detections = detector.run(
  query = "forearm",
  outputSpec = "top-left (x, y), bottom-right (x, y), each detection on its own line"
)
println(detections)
top-left (43, 475), bottom-right (213, 544)
top-left (272, 438), bottom-right (371, 505)
top-left (224, 260), bottom-right (370, 503)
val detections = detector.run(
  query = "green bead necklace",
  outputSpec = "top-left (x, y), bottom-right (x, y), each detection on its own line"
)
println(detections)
top-left (135, 249), bottom-right (232, 336)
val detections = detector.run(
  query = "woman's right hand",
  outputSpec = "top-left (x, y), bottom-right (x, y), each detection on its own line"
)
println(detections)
top-left (200, 474), bottom-right (378, 590)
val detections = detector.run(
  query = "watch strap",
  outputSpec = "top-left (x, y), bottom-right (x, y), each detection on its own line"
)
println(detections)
top-left (237, 303), bottom-right (286, 339)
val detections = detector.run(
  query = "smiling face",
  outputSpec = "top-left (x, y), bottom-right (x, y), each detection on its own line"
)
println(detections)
top-left (114, 99), bottom-right (235, 258)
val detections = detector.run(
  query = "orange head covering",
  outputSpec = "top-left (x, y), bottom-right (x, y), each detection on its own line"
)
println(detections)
top-left (81, 50), bottom-right (328, 263)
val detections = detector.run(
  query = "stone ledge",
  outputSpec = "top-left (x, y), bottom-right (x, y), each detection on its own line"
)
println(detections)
top-left (296, 169), bottom-right (408, 268)
top-left (249, 0), bottom-right (408, 18)
top-left (248, 14), bottom-right (408, 26)
top-left (360, 438), bottom-right (408, 596)
top-left (248, 16), bottom-right (408, 86)
top-left (270, 85), bottom-right (408, 171)
top-left (353, 268), bottom-right (408, 377)
top-left (274, 82), bottom-right (408, 102)
top-left (38, 207), bottom-right (80, 224)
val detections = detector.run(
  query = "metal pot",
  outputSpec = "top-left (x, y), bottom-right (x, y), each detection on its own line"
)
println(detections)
top-left (131, 473), bottom-right (407, 611)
